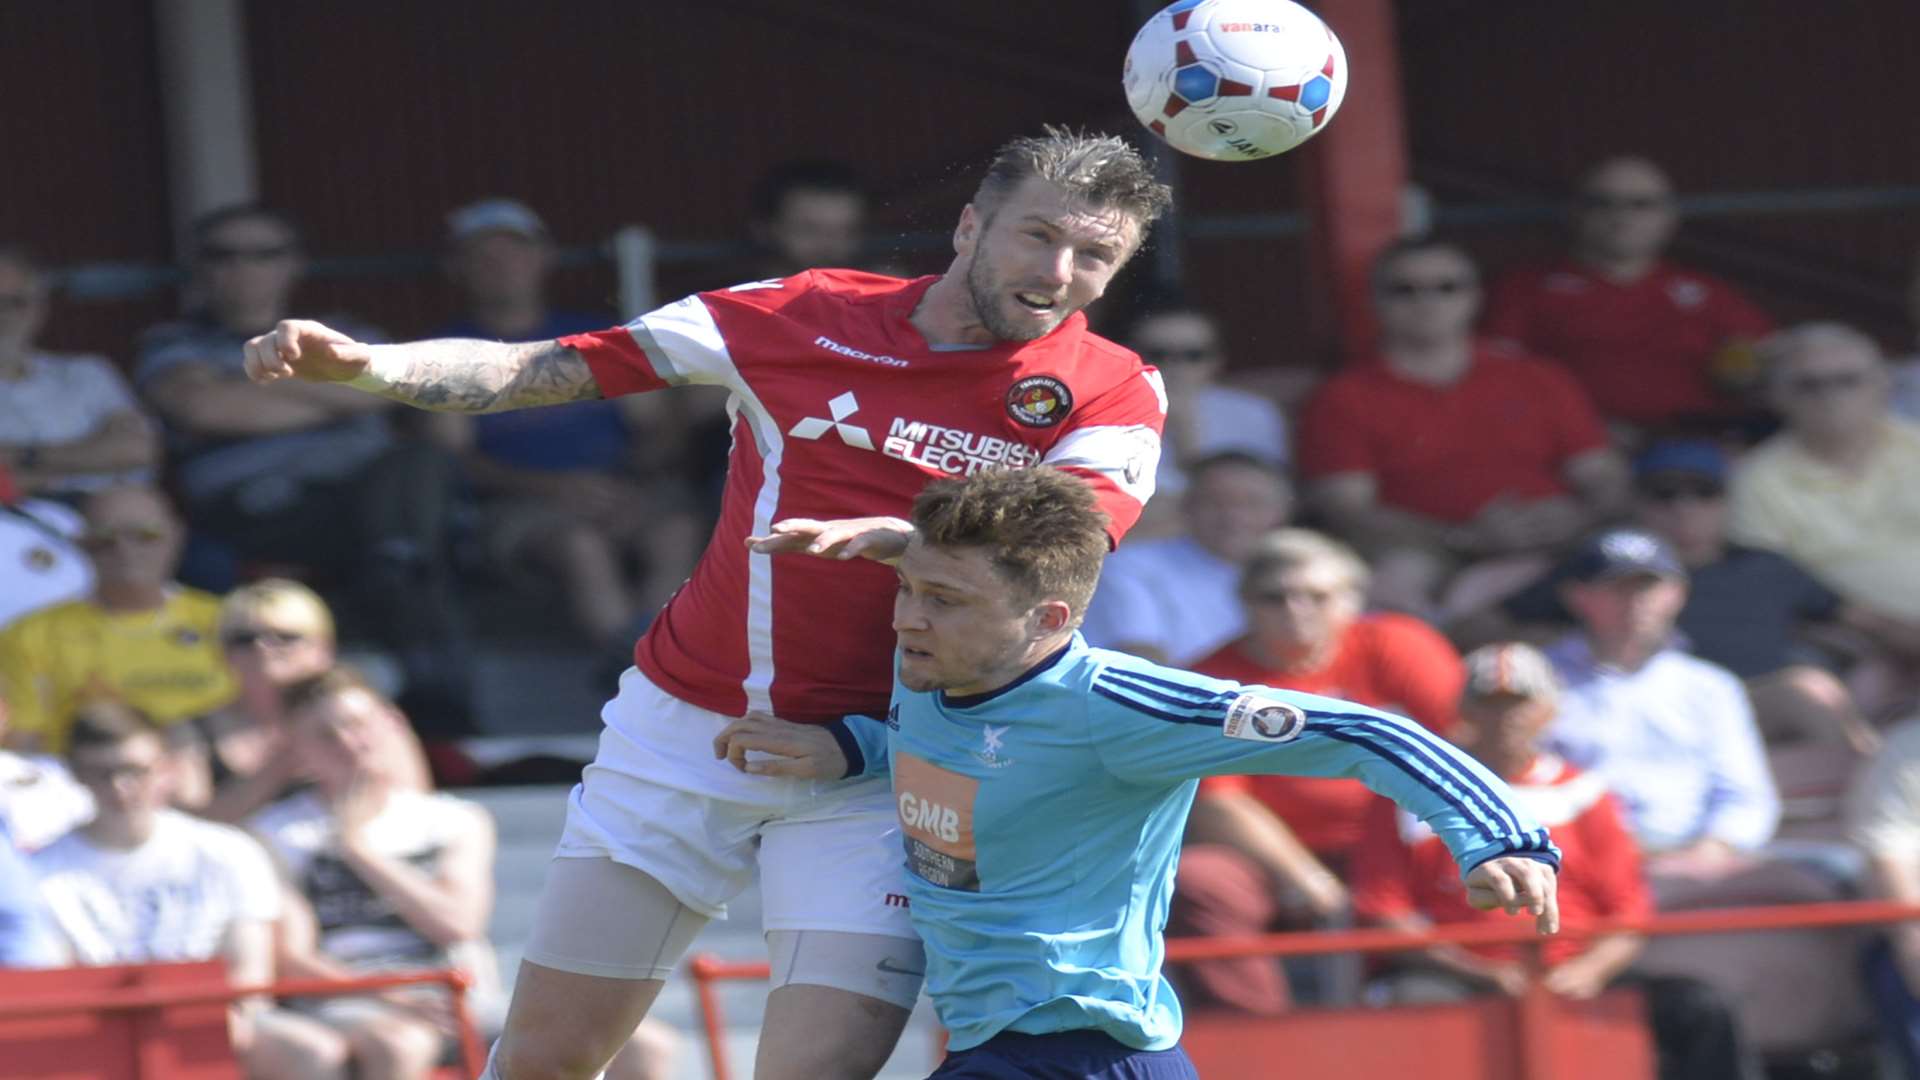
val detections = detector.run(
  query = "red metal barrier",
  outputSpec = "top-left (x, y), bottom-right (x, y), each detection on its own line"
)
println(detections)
top-left (0, 963), bottom-right (485, 1079)
top-left (687, 899), bottom-right (1920, 1080)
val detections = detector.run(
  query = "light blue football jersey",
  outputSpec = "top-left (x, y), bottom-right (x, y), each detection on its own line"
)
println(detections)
top-left (831, 633), bottom-right (1558, 1053)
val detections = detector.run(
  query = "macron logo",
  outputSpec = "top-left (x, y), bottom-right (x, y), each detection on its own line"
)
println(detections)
top-left (788, 391), bottom-right (875, 450)
top-left (816, 335), bottom-right (910, 368)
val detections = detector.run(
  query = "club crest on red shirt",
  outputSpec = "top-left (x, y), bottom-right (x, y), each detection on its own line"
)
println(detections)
top-left (1006, 375), bottom-right (1073, 427)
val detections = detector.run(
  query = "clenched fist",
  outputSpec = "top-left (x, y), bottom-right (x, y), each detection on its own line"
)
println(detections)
top-left (244, 319), bottom-right (373, 384)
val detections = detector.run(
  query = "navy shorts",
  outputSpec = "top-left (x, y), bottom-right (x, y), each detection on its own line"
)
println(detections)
top-left (928, 1029), bottom-right (1198, 1079)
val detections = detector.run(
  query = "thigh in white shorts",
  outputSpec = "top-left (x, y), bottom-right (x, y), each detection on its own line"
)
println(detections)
top-left (553, 667), bottom-right (916, 939)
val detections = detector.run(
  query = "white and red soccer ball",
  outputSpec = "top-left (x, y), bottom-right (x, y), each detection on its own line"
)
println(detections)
top-left (1124, 0), bottom-right (1349, 162)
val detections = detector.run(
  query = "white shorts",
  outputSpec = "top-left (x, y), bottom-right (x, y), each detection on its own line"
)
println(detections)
top-left (552, 667), bottom-right (916, 939)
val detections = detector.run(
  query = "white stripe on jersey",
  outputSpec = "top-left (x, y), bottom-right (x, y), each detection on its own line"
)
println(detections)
top-left (1042, 423), bottom-right (1162, 506)
top-left (626, 294), bottom-right (741, 387)
top-left (630, 296), bottom-right (783, 712)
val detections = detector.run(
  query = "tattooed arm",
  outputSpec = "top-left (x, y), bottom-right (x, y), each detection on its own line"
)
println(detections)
top-left (243, 319), bottom-right (601, 413)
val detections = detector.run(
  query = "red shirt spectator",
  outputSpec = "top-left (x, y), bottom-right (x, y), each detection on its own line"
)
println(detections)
top-left (1483, 260), bottom-right (1774, 428)
top-left (1195, 612), bottom-right (1464, 859)
top-left (1296, 344), bottom-right (1610, 525)
top-left (1350, 753), bottom-right (1651, 966)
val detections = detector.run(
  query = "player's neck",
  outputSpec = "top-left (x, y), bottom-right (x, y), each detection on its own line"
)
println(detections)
top-left (911, 273), bottom-right (999, 348)
top-left (948, 632), bottom-right (1076, 699)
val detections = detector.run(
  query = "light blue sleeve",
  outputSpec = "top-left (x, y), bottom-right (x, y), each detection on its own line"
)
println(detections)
top-left (1086, 659), bottom-right (1558, 876)
top-left (828, 713), bottom-right (894, 781)
top-left (1696, 669), bottom-right (1780, 849)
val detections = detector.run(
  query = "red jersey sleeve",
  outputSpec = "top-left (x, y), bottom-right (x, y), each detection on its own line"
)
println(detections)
top-left (1348, 796), bottom-right (1420, 921)
top-left (1368, 615), bottom-right (1465, 735)
top-left (1197, 774), bottom-right (1255, 797)
top-left (1574, 792), bottom-right (1655, 922)
top-left (1294, 374), bottom-right (1378, 481)
top-left (559, 289), bottom-right (756, 399)
top-left (1042, 366), bottom-right (1166, 545)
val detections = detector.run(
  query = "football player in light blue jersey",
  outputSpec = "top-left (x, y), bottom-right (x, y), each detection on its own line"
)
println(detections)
top-left (722, 467), bottom-right (1560, 1080)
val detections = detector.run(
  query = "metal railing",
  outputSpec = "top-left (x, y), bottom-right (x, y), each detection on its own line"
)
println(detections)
top-left (687, 898), bottom-right (1920, 1080)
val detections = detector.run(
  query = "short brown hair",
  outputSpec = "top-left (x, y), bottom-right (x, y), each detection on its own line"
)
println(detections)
top-left (281, 666), bottom-right (382, 718)
top-left (910, 467), bottom-right (1109, 614)
top-left (65, 698), bottom-right (163, 759)
top-left (1240, 528), bottom-right (1371, 596)
top-left (973, 126), bottom-right (1172, 242)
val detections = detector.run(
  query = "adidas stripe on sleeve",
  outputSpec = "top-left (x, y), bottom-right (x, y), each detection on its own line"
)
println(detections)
top-left (1085, 654), bottom-right (1559, 877)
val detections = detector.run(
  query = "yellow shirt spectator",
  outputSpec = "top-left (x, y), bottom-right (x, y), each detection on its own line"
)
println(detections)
top-left (0, 587), bottom-right (235, 752)
top-left (1728, 417), bottom-right (1920, 621)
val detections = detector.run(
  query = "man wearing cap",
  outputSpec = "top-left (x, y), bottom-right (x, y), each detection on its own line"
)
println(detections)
top-left (1462, 439), bottom-right (1874, 760)
top-left (1352, 642), bottom-right (1762, 1080)
top-left (424, 200), bottom-right (702, 656)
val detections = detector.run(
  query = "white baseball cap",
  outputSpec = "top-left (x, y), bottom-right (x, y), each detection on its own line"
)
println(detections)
top-left (446, 198), bottom-right (548, 242)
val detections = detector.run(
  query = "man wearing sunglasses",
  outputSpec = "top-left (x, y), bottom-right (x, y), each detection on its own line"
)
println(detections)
top-left (1730, 322), bottom-right (1920, 722)
top-left (134, 204), bottom-right (471, 738)
top-left (1297, 236), bottom-right (1629, 620)
top-left (0, 485), bottom-right (233, 754)
top-left (1483, 156), bottom-right (1775, 437)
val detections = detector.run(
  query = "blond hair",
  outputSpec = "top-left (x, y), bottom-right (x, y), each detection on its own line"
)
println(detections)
top-left (220, 578), bottom-right (335, 643)
top-left (1239, 528), bottom-right (1371, 596)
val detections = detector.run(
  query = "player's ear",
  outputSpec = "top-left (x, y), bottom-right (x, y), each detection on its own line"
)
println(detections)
top-left (1030, 599), bottom-right (1074, 636)
top-left (954, 204), bottom-right (979, 256)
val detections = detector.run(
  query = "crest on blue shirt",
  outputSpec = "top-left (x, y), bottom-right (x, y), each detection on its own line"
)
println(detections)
top-left (1222, 694), bottom-right (1306, 743)
top-left (973, 723), bottom-right (1016, 768)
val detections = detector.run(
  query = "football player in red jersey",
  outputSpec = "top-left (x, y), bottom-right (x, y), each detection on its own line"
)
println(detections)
top-left (244, 128), bottom-right (1172, 1080)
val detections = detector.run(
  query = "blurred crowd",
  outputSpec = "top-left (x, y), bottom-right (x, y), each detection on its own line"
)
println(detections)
top-left (3, 149), bottom-right (1920, 1078)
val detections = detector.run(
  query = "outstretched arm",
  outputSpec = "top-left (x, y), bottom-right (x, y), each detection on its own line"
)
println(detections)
top-left (245, 318), bottom-right (602, 413)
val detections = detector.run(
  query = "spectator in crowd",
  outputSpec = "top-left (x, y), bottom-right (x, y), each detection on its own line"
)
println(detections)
top-left (1079, 451), bottom-right (1291, 665)
top-left (1483, 155), bottom-right (1775, 437)
top-left (1459, 439), bottom-right (1875, 759)
top-left (0, 690), bottom-right (91, 853)
top-left (1167, 528), bottom-right (1462, 1012)
top-left (1351, 643), bottom-right (1761, 1080)
top-left (0, 817), bottom-right (62, 967)
top-left (1730, 322), bottom-right (1920, 719)
top-left (253, 668), bottom-right (676, 1080)
top-left (1123, 305), bottom-right (1287, 533)
top-left (1846, 718), bottom-right (1920, 1078)
top-left (1297, 236), bottom-right (1628, 618)
top-left (423, 199), bottom-right (702, 656)
top-left (197, 579), bottom-right (428, 823)
top-left (31, 700), bottom-right (345, 1078)
top-left (745, 159), bottom-right (869, 279)
top-left (0, 485), bottom-right (233, 753)
top-left (133, 203), bottom-right (470, 735)
top-left (1541, 527), bottom-right (1838, 911)
top-left (0, 245), bottom-right (159, 498)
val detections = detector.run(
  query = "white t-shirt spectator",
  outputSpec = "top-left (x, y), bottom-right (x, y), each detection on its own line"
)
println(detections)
top-left (0, 751), bottom-right (92, 853)
top-left (31, 809), bottom-right (281, 965)
top-left (1080, 535), bottom-right (1245, 666)
top-left (1156, 384), bottom-right (1289, 497)
top-left (251, 789), bottom-right (489, 969)
top-left (0, 353), bottom-right (153, 492)
top-left (1892, 355), bottom-right (1920, 425)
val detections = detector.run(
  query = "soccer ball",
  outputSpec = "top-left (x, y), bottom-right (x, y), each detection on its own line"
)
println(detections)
top-left (1123, 0), bottom-right (1349, 162)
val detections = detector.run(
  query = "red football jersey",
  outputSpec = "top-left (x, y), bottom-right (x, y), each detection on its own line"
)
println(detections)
top-left (1194, 614), bottom-right (1464, 860)
top-left (562, 271), bottom-right (1165, 725)
top-left (1482, 260), bottom-right (1775, 427)
top-left (1350, 754), bottom-right (1652, 966)
top-left (1295, 344), bottom-right (1611, 523)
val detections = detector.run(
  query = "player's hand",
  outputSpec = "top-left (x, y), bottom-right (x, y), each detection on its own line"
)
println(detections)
top-left (243, 319), bottom-right (372, 384)
top-left (1465, 855), bottom-right (1560, 935)
top-left (747, 517), bottom-right (913, 564)
top-left (712, 711), bottom-right (848, 779)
